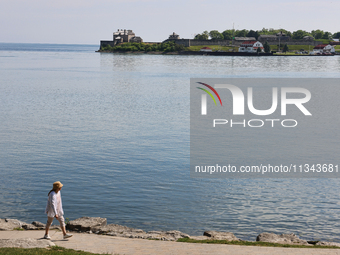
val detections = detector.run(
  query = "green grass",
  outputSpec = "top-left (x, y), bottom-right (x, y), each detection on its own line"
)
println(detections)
top-left (286, 45), bottom-right (313, 51)
top-left (187, 44), bottom-right (327, 53)
top-left (334, 45), bottom-right (340, 51)
top-left (187, 45), bottom-right (238, 52)
top-left (274, 52), bottom-right (299, 55)
top-left (275, 44), bottom-right (339, 53)
top-left (177, 238), bottom-right (340, 249)
top-left (0, 246), bottom-right (107, 254)
top-left (273, 45), bottom-right (314, 51)
top-left (314, 39), bottom-right (332, 44)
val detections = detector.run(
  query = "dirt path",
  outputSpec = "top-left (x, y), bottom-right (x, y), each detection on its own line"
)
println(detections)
top-left (1, 230), bottom-right (340, 255)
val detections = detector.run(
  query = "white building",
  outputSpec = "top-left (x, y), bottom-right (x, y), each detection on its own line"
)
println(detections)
top-left (313, 44), bottom-right (335, 53)
top-left (168, 32), bottom-right (180, 40)
top-left (113, 29), bottom-right (143, 45)
top-left (238, 41), bottom-right (264, 53)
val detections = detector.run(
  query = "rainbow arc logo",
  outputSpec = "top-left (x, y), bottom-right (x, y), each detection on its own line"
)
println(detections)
top-left (196, 82), bottom-right (222, 106)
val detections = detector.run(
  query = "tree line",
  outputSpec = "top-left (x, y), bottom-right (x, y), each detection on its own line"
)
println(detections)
top-left (194, 28), bottom-right (340, 40)
top-left (101, 41), bottom-right (185, 52)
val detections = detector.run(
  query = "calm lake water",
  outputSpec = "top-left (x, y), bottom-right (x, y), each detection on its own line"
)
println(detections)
top-left (1, 43), bottom-right (340, 241)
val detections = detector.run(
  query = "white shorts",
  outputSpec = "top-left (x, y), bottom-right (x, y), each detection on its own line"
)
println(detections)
top-left (46, 215), bottom-right (65, 228)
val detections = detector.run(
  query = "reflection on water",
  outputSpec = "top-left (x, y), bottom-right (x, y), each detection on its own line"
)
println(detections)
top-left (0, 44), bottom-right (340, 241)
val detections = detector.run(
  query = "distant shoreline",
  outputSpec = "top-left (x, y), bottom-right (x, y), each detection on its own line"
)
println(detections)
top-left (96, 50), bottom-right (337, 56)
top-left (96, 50), bottom-right (273, 56)
top-left (96, 50), bottom-right (180, 55)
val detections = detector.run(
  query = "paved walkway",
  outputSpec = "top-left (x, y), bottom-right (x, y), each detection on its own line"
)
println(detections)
top-left (1, 230), bottom-right (340, 255)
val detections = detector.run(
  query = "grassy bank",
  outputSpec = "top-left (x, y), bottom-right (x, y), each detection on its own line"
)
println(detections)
top-left (273, 44), bottom-right (340, 52)
top-left (100, 43), bottom-right (339, 54)
top-left (187, 45), bottom-right (238, 52)
top-left (274, 52), bottom-right (300, 55)
top-left (0, 246), bottom-right (105, 255)
top-left (277, 45), bottom-right (314, 51)
top-left (187, 44), bottom-right (330, 53)
top-left (177, 238), bottom-right (340, 249)
top-left (314, 39), bottom-right (332, 44)
top-left (274, 44), bottom-right (340, 54)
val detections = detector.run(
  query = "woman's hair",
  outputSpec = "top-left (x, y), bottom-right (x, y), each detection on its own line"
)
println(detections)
top-left (48, 181), bottom-right (63, 196)
top-left (47, 189), bottom-right (56, 196)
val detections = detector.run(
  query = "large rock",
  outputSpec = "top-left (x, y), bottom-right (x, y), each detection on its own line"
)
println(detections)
top-left (0, 238), bottom-right (55, 248)
top-left (67, 217), bottom-right (107, 232)
top-left (21, 221), bottom-right (59, 230)
top-left (22, 221), bottom-right (46, 230)
top-left (0, 219), bottom-right (27, 230)
top-left (316, 241), bottom-right (340, 247)
top-left (256, 233), bottom-right (310, 245)
top-left (22, 224), bottom-right (39, 230)
top-left (92, 223), bottom-right (190, 241)
top-left (92, 223), bottom-right (145, 236)
top-left (32, 221), bottom-right (46, 228)
top-left (203, 231), bottom-right (240, 241)
top-left (101, 227), bottom-right (190, 241)
top-left (143, 230), bottom-right (190, 241)
top-left (162, 230), bottom-right (190, 240)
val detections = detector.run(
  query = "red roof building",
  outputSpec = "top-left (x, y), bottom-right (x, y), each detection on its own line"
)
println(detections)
top-left (240, 41), bottom-right (258, 47)
top-left (239, 41), bottom-right (264, 53)
top-left (313, 44), bottom-right (335, 53)
top-left (313, 44), bottom-right (328, 49)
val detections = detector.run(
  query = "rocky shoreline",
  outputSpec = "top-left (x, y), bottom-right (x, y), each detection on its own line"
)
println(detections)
top-left (1, 217), bottom-right (340, 248)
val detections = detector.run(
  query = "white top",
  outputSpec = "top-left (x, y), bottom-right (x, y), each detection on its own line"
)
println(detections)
top-left (45, 191), bottom-right (64, 217)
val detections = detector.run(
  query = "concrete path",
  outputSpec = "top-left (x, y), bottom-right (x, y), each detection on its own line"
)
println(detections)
top-left (1, 230), bottom-right (340, 255)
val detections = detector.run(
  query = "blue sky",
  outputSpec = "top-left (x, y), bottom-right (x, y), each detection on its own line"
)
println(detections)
top-left (1, 0), bottom-right (339, 45)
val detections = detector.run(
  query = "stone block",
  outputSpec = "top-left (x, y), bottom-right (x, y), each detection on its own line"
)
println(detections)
top-left (67, 217), bottom-right (107, 232)
top-left (316, 241), bottom-right (340, 247)
top-left (0, 238), bottom-right (55, 248)
top-left (203, 231), bottom-right (240, 241)
top-left (0, 218), bottom-right (27, 231)
top-left (256, 232), bottom-right (310, 245)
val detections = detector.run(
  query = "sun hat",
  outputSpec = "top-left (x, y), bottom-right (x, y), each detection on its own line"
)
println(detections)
top-left (53, 181), bottom-right (63, 190)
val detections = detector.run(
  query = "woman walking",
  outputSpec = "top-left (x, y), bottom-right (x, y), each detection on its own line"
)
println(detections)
top-left (44, 181), bottom-right (73, 239)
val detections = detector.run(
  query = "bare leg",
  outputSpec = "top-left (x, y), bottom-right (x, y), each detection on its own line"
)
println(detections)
top-left (56, 216), bottom-right (67, 236)
top-left (45, 217), bottom-right (53, 236)
top-left (61, 226), bottom-right (67, 236)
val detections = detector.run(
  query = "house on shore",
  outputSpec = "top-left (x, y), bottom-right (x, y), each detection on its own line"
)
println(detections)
top-left (313, 44), bottom-right (335, 53)
top-left (113, 29), bottom-right (143, 45)
top-left (100, 29), bottom-right (143, 49)
top-left (238, 41), bottom-right (264, 53)
top-left (168, 32), bottom-right (180, 40)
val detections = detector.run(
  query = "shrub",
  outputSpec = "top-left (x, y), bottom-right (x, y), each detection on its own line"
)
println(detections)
top-left (283, 44), bottom-right (289, 53)
top-left (263, 41), bottom-right (271, 53)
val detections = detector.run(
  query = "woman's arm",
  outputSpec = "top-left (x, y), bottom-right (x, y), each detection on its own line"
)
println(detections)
top-left (51, 192), bottom-right (58, 217)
